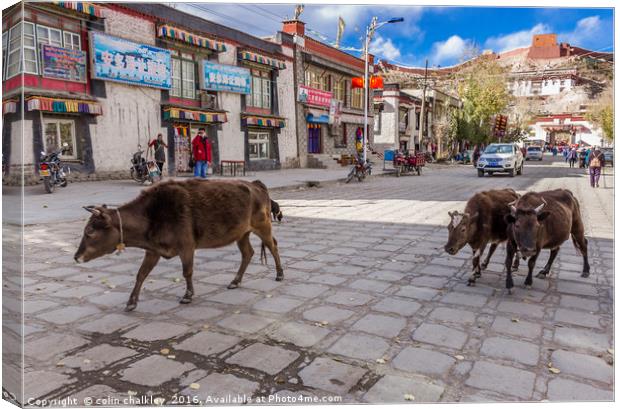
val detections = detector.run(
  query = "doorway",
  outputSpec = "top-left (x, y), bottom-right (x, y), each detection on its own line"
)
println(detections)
top-left (308, 125), bottom-right (321, 153)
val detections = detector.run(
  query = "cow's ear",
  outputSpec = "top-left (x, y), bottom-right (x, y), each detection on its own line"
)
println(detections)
top-left (505, 214), bottom-right (516, 224)
top-left (537, 211), bottom-right (550, 222)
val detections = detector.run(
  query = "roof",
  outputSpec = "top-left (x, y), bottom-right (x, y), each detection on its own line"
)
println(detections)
top-left (118, 3), bottom-right (283, 56)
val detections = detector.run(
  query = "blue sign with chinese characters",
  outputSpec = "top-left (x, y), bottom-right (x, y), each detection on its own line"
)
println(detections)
top-left (90, 32), bottom-right (171, 89)
top-left (200, 61), bottom-right (250, 94)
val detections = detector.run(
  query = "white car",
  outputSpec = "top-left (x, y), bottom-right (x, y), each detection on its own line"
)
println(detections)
top-left (477, 143), bottom-right (524, 177)
top-left (525, 146), bottom-right (543, 161)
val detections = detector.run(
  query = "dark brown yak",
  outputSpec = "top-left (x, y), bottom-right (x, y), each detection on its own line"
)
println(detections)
top-left (74, 179), bottom-right (283, 311)
top-left (444, 188), bottom-right (520, 286)
top-left (504, 189), bottom-right (589, 292)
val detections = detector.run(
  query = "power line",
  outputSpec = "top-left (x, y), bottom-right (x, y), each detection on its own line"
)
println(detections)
top-left (188, 3), bottom-right (274, 36)
top-left (251, 4), bottom-right (286, 21)
top-left (239, 4), bottom-right (282, 24)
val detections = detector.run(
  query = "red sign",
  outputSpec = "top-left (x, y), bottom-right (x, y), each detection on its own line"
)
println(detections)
top-left (298, 85), bottom-right (332, 107)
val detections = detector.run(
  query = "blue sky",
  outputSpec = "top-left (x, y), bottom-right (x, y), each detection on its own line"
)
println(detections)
top-left (176, 3), bottom-right (614, 67)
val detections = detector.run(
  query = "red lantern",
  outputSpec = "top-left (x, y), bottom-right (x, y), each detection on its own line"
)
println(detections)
top-left (370, 76), bottom-right (384, 89)
top-left (351, 77), bottom-right (364, 89)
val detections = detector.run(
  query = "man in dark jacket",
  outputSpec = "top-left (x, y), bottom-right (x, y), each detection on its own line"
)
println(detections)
top-left (191, 128), bottom-right (212, 178)
top-left (588, 146), bottom-right (605, 188)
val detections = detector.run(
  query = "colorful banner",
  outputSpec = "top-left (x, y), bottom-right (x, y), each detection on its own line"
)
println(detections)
top-left (41, 44), bottom-right (87, 83)
top-left (163, 107), bottom-right (227, 123)
top-left (26, 96), bottom-right (102, 115)
top-left (53, 2), bottom-right (104, 18)
top-left (200, 61), bottom-right (251, 94)
top-left (90, 32), bottom-right (171, 89)
top-left (298, 85), bottom-right (332, 107)
top-left (244, 115), bottom-right (286, 128)
top-left (238, 51), bottom-right (286, 70)
top-left (158, 25), bottom-right (226, 52)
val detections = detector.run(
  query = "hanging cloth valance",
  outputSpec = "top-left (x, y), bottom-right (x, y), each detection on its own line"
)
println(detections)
top-left (53, 2), bottom-right (104, 18)
top-left (243, 115), bottom-right (285, 128)
top-left (163, 107), bottom-right (227, 123)
top-left (2, 99), bottom-right (18, 115)
top-left (158, 25), bottom-right (227, 52)
top-left (26, 96), bottom-right (102, 115)
top-left (238, 51), bottom-right (286, 70)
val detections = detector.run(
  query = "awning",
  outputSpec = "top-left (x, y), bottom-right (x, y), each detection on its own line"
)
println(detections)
top-left (53, 2), bottom-right (104, 18)
top-left (163, 107), bottom-right (227, 123)
top-left (239, 51), bottom-right (286, 70)
top-left (3, 99), bottom-right (18, 115)
top-left (26, 96), bottom-right (102, 115)
top-left (306, 113), bottom-right (330, 124)
top-left (158, 25), bottom-right (227, 52)
top-left (243, 115), bottom-right (285, 128)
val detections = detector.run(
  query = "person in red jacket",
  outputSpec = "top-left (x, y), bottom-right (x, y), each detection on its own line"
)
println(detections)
top-left (191, 128), bottom-right (212, 178)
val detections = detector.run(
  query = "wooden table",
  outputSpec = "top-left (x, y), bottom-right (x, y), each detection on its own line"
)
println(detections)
top-left (220, 160), bottom-right (246, 176)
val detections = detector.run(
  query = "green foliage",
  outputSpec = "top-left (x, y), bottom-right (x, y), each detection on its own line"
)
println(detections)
top-left (586, 89), bottom-right (614, 142)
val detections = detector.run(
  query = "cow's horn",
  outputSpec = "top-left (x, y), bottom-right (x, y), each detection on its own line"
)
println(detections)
top-left (83, 206), bottom-right (101, 216)
top-left (534, 198), bottom-right (547, 214)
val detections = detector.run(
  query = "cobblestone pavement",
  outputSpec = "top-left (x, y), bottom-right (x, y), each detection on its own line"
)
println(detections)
top-left (3, 156), bottom-right (614, 405)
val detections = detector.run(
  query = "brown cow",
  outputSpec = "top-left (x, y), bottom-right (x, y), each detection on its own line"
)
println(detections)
top-left (444, 188), bottom-right (520, 286)
top-left (74, 179), bottom-right (283, 311)
top-left (504, 189), bottom-right (589, 292)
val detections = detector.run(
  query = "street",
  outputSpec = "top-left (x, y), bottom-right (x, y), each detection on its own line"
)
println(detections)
top-left (4, 156), bottom-right (614, 404)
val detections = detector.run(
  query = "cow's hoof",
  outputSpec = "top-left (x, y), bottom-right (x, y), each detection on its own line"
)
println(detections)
top-left (473, 272), bottom-right (482, 279)
top-left (581, 271), bottom-right (590, 278)
top-left (480, 263), bottom-right (488, 270)
top-left (179, 297), bottom-right (192, 304)
top-left (536, 271), bottom-right (548, 279)
top-left (227, 282), bottom-right (239, 289)
top-left (125, 303), bottom-right (137, 312)
top-left (467, 279), bottom-right (476, 287)
top-left (275, 275), bottom-right (283, 282)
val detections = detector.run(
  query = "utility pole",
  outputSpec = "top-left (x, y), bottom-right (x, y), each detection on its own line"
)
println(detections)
top-left (417, 59), bottom-right (428, 153)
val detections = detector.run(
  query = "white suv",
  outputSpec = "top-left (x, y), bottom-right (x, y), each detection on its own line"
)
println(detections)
top-left (477, 143), bottom-right (524, 177)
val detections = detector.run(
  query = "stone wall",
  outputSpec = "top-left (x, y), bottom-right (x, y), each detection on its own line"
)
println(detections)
top-left (276, 45), bottom-right (299, 169)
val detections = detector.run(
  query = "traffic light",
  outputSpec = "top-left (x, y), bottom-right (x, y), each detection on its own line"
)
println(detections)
top-left (494, 115), bottom-right (508, 137)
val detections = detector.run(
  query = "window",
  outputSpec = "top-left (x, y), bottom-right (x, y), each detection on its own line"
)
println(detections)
top-left (341, 123), bottom-right (347, 146)
top-left (248, 131), bottom-right (270, 160)
top-left (37, 25), bottom-right (62, 74)
top-left (249, 69), bottom-right (271, 109)
top-left (171, 55), bottom-right (196, 99)
top-left (63, 31), bottom-right (81, 50)
top-left (43, 119), bottom-right (77, 160)
top-left (351, 88), bottom-right (363, 109)
top-left (333, 77), bottom-right (345, 102)
top-left (305, 69), bottom-right (329, 91)
top-left (2, 31), bottom-right (7, 80)
top-left (6, 22), bottom-right (38, 79)
top-left (374, 113), bottom-right (381, 134)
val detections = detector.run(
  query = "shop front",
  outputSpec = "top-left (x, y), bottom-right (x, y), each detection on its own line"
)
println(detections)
top-left (241, 114), bottom-right (286, 170)
top-left (306, 111), bottom-right (330, 154)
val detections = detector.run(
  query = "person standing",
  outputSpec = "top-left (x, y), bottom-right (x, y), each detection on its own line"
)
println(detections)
top-left (148, 133), bottom-right (168, 177)
top-left (588, 146), bottom-right (605, 188)
top-left (472, 145), bottom-right (481, 167)
top-left (563, 146), bottom-right (569, 162)
top-left (568, 147), bottom-right (577, 168)
top-left (191, 128), bottom-right (212, 178)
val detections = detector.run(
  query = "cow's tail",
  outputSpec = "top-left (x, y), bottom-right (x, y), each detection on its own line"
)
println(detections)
top-left (260, 244), bottom-right (267, 265)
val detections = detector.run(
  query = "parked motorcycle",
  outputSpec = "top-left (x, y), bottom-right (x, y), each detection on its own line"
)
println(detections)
top-left (39, 143), bottom-right (69, 194)
top-left (130, 145), bottom-right (160, 184)
top-left (345, 157), bottom-right (372, 183)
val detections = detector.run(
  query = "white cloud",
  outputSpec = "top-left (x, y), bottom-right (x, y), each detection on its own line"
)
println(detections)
top-left (560, 16), bottom-right (605, 46)
top-left (430, 35), bottom-right (472, 65)
top-left (484, 23), bottom-right (551, 52)
top-left (370, 35), bottom-right (401, 60)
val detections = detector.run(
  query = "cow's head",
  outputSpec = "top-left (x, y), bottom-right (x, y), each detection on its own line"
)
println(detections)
top-left (505, 198), bottom-right (549, 258)
top-left (74, 205), bottom-right (120, 263)
top-left (444, 210), bottom-right (478, 255)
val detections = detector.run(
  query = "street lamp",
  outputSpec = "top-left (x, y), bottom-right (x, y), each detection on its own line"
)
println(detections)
top-left (362, 16), bottom-right (404, 163)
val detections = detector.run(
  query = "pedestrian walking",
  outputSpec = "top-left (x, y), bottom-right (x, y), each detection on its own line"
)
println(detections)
top-left (568, 148), bottom-right (577, 168)
top-left (472, 145), bottom-right (481, 167)
top-left (563, 147), bottom-right (569, 162)
top-left (588, 146), bottom-right (605, 188)
top-left (584, 147), bottom-right (592, 168)
top-left (191, 128), bottom-right (212, 179)
top-left (148, 133), bottom-right (168, 177)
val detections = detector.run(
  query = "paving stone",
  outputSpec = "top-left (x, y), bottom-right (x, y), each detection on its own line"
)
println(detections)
top-left (364, 374), bottom-right (444, 403)
top-left (321, 265), bottom-right (366, 275)
top-left (352, 313), bottom-right (407, 338)
top-left (121, 355), bottom-right (195, 386)
top-left (324, 291), bottom-right (374, 306)
top-left (419, 264), bottom-right (459, 276)
top-left (217, 313), bottom-right (275, 333)
top-left (62, 344), bottom-right (137, 371)
top-left (89, 291), bottom-right (130, 307)
top-left (547, 378), bottom-right (613, 401)
top-left (252, 295), bottom-right (304, 313)
top-left (72, 385), bottom-right (124, 406)
top-left (497, 301), bottom-right (545, 318)
top-left (53, 286), bottom-right (103, 298)
top-left (410, 275), bottom-right (451, 289)
top-left (349, 279), bottom-right (392, 292)
top-left (367, 270), bottom-right (406, 282)
top-left (328, 333), bottom-right (389, 360)
top-left (411, 323), bottom-right (468, 349)
top-left (556, 281), bottom-right (598, 297)
top-left (175, 331), bottom-right (240, 357)
top-left (267, 321), bottom-right (330, 347)
top-left (302, 305), bottom-right (355, 323)
top-left (551, 350), bottom-right (612, 383)
top-left (37, 305), bottom-right (101, 325)
top-left (491, 317), bottom-right (542, 339)
top-left (122, 322), bottom-right (188, 341)
top-left (243, 278), bottom-right (284, 292)
top-left (465, 361), bottom-right (535, 399)
top-left (298, 357), bottom-right (366, 395)
top-left (440, 292), bottom-right (487, 308)
top-left (395, 286), bottom-right (439, 300)
top-left (78, 314), bottom-right (139, 334)
top-left (226, 343), bottom-right (300, 375)
top-left (371, 297), bottom-right (421, 315)
top-left (24, 333), bottom-right (88, 361)
top-left (173, 306), bottom-right (224, 321)
top-left (181, 373), bottom-right (258, 402)
top-left (23, 300), bottom-right (59, 314)
top-left (554, 327), bottom-right (610, 351)
top-left (554, 308), bottom-right (601, 329)
top-left (480, 337), bottom-right (540, 366)
top-left (289, 260), bottom-right (324, 270)
top-left (281, 283), bottom-right (330, 298)
top-left (134, 299), bottom-right (180, 314)
top-left (24, 371), bottom-right (72, 401)
top-left (392, 346), bottom-right (456, 376)
top-left (306, 274), bottom-right (348, 286)
top-left (429, 307), bottom-right (476, 324)
top-left (209, 289), bottom-right (260, 305)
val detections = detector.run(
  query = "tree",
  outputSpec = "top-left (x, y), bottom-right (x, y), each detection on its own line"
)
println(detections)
top-left (586, 88), bottom-right (613, 143)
